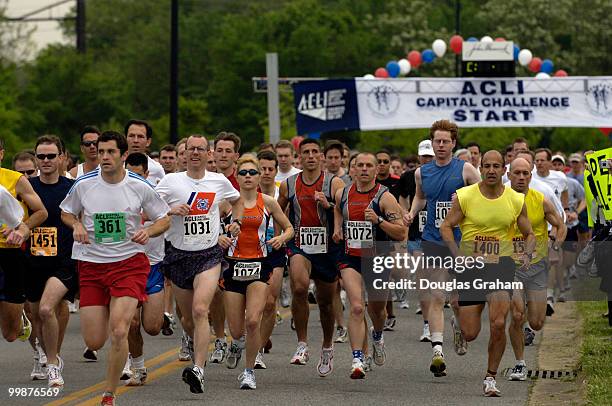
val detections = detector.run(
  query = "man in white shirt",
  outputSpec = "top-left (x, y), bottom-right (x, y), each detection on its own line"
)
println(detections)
top-left (69, 126), bottom-right (100, 178)
top-left (274, 140), bottom-right (301, 187)
top-left (60, 131), bottom-right (170, 405)
top-left (125, 119), bottom-right (166, 185)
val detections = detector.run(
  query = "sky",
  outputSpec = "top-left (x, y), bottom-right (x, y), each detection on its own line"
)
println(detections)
top-left (6, 0), bottom-right (72, 54)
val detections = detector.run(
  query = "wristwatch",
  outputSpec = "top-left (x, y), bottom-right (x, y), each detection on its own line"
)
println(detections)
top-left (377, 216), bottom-right (384, 225)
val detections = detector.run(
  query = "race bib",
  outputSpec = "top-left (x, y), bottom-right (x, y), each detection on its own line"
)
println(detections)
top-left (299, 226), bottom-right (327, 254)
top-left (30, 227), bottom-right (58, 257)
top-left (473, 236), bottom-right (500, 264)
top-left (94, 212), bottom-right (126, 244)
top-left (346, 221), bottom-right (373, 249)
top-left (183, 214), bottom-right (213, 245)
top-left (435, 201), bottom-right (452, 228)
top-left (418, 211), bottom-right (427, 233)
top-left (232, 261), bottom-right (262, 282)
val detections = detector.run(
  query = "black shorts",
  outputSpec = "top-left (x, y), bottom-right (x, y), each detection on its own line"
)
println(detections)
top-left (162, 244), bottom-right (224, 290)
top-left (26, 257), bottom-right (77, 303)
top-left (220, 257), bottom-right (272, 296)
top-left (457, 256), bottom-right (515, 306)
top-left (577, 210), bottom-right (589, 234)
top-left (286, 242), bottom-right (340, 283)
top-left (0, 248), bottom-right (27, 304)
top-left (267, 248), bottom-right (287, 269)
top-left (422, 240), bottom-right (453, 261)
top-left (337, 253), bottom-right (391, 302)
top-left (563, 226), bottom-right (579, 251)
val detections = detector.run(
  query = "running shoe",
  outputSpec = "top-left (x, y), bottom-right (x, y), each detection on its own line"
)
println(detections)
top-left (363, 355), bottom-right (373, 372)
top-left (317, 347), bottom-right (334, 377)
top-left (290, 342), bottom-right (309, 365)
top-left (31, 355), bottom-right (47, 380)
top-left (508, 363), bottom-right (527, 381)
top-left (126, 367), bottom-right (147, 386)
top-left (226, 342), bottom-right (242, 369)
top-left (524, 327), bottom-right (536, 346)
top-left (350, 357), bottom-right (365, 379)
top-left (451, 315), bottom-right (468, 355)
top-left (254, 351), bottom-right (267, 369)
top-left (210, 339), bottom-right (227, 364)
top-left (275, 311), bottom-right (283, 326)
top-left (371, 328), bottom-right (386, 366)
top-left (308, 282), bottom-right (317, 304)
top-left (83, 348), bottom-right (98, 361)
top-left (68, 300), bottom-right (79, 314)
top-left (120, 356), bottom-right (132, 380)
top-left (400, 299), bottom-right (410, 309)
top-left (280, 277), bottom-right (291, 308)
top-left (415, 306), bottom-right (422, 315)
top-left (558, 294), bottom-right (566, 303)
top-left (546, 297), bottom-right (555, 316)
top-left (569, 264), bottom-right (578, 280)
top-left (179, 332), bottom-right (192, 361)
top-left (36, 339), bottom-right (47, 366)
top-left (182, 365), bottom-right (205, 394)
top-left (100, 392), bottom-right (115, 406)
top-left (290, 318), bottom-right (295, 331)
top-left (340, 289), bottom-right (347, 310)
top-left (238, 369), bottom-right (256, 390)
top-left (18, 310), bottom-right (32, 341)
top-left (162, 312), bottom-right (175, 336)
top-left (47, 363), bottom-right (64, 388)
top-left (264, 338), bottom-right (272, 353)
top-left (334, 326), bottom-right (348, 343)
top-left (483, 376), bottom-right (501, 397)
top-left (430, 349), bottom-right (447, 377)
top-left (420, 324), bottom-right (431, 342)
top-left (383, 317), bottom-right (396, 331)
top-left (444, 302), bottom-right (451, 309)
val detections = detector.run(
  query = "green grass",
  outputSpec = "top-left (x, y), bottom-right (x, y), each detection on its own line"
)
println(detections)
top-left (577, 301), bottom-right (612, 406)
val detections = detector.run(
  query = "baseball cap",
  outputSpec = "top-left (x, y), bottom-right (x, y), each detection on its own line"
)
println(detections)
top-left (569, 153), bottom-right (582, 163)
top-left (418, 140), bottom-right (434, 156)
top-left (551, 155), bottom-right (565, 165)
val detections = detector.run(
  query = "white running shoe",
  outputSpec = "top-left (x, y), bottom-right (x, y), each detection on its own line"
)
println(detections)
top-left (317, 347), bottom-right (334, 377)
top-left (126, 367), bottom-right (148, 386)
top-left (363, 355), bottom-right (373, 372)
top-left (508, 363), bottom-right (527, 381)
top-left (31, 355), bottom-right (47, 380)
top-left (350, 358), bottom-right (365, 379)
top-left (226, 342), bottom-right (242, 369)
top-left (451, 315), bottom-right (468, 355)
top-left (36, 339), bottom-right (47, 366)
top-left (280, 277), bottom-right (291, 308)
top-left (420, 324), bottom-right (431, 342)
top-left (47, 363), bottom-right (63, 388)
top-left (238, 369), bottom-right (256, 390)
top-left (415, 306), bottom-right (422, 315)
top-left (334, 326), bottom-right (348, 343)
top-left (179, 332), bottom-right (192, 361)
top-left (371, 328), bottom-right (386, 366)
top-left (400, 299), bottom-right (410, 309)
top-left (68, 300), bottom-right (78, 314)
top-left (120, 356), bottom-right (132, 380)
top-left (430, 349), bottom-right (447, 377)
top-left (383, 317), bottom-right (396, 331)
top-left (83, 348), bottom-right (98, 361)
top-left (182, 365), bottom-right (205, 394)
top-left (254, 351), bottom-right (267, 369)
top-left (275, 311), bottom-right (284, 326)
top-left (483, 376), bottom-right (501, 397)
top-left (340, 289), bottom-right (347, 309)
top-left (290, 342), bottom-right (309, 365)
top-left (210, 338), bottom-right (227, 364)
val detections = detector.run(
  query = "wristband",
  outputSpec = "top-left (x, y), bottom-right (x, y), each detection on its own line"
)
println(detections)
top-left (232, 219), bottom-right (242, 227)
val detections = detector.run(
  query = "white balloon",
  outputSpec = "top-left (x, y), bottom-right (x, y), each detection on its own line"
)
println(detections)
top-left (398, 59), bottom-right (411, 75)
top-left (518, 49), bottom-right (533, 66)
top-left (432, 39), bottom-right (447, 57)
top-left (364, 74), bottom-right (375, 79)
top-left (480, 36), bottom-right (493, 43)
top-left (535, 72), bottom-right (550, 79)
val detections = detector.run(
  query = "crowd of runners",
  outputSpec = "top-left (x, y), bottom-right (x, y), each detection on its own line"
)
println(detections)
top-left (0, 118), bottom-right (600, 405)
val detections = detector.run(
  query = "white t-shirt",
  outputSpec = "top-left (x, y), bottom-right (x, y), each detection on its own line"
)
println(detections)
top-left (156, 171), bottom-right (240, 251)
top-left (275, 166), bottom-right (301, 187)
top-left (142, 178), bottom-right (165, 266)
top-left (60, 169), bottom-right (170, 263)
top-left (532, 170), bottom-right (568, 201)
top-left (147, 156), bottom-right (165, 185)
top-left (0, 185), bottom-right (24, 229)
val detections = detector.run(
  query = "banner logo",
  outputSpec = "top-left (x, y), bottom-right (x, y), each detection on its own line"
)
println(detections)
top-left (367, 85), bottom-right (399, 117)
top-left (297, 89), bottom-right (346, 121)
top-left (586, 84), bottom-right (612, 116)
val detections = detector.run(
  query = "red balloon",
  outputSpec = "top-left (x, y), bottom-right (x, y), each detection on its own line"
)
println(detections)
top-left (407, 51), bottom-right (422, 68)
top-left (599, 128), bottom-right (612, 136)
top-left (449, 35), bottom-right (463, 54)
top-left (554, 69), bottom-right (568, 77)
top-left (528, 57), bottom-right (542, 73)
top-left (374, 67), bottom-right (389, 78)
top-left (494, 37), bottom-right (506, 42)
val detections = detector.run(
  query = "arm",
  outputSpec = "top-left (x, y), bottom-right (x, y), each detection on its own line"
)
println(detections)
top-left (61, 211), bottom-right (89, 244)
top-left (516, 203), bottom-right (536, 266)
top-left (16, 176), bottom-right (48, 231)
top-left (543, 198), bottom-right (567, 245)
top-left (314, 177), bottom-right (344, 209)
top-left (264, 196), bottom-right (294, 249)
top-left (375, 192), bottom-right (407, 241)
top-left (332, 188), bottom-right (344, 244)
top-left (463, 162), bottom-right (482, 185)
top-left (69, 166), bottom-right (78, 178)
top-left (439, 198), bottom-right (464, 257)
top-left (408, 168), bottom-right (426, 220)
top-left (560, 189), bottom-right (569, 209)
top-left (277, 180), bottom-right (289, 212)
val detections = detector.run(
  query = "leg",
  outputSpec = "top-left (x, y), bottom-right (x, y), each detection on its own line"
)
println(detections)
top-left (191, 265), bottom-right (222, 368)
top-left (223, 291), bottom-right (246, 340)
top-left (486, 292), bottom-right (511, 376)
top-left (333, 282), bottom-right (345, 329)
top-left (210, 288), bottom-right (226, 339)
top-left (289, 255), bottom-right (311, 344)
top-left (173, 285), bottom-right (195, 338)
top-left (458, 303), bottom-right (485, 342)
top-left (340, 268), bottom-right (365, 352)
top-left (56, 300), bottom-right (69, 352)
top-left (509, 289), bottom-right (526, 361)
top-left (38, 278), bottom-right (69, 365)
top-left (244, 282), bottom-right (268, 369)
top-left (128, 310), bottom-right (144, 358)
top-left (80, 306), bottom-right (109, 350)
top-left (366, 298), bottom-right (387, 333)
top-left (314, 279), bottom-right (338, 349)
top-left (260, 267), bottom-right (283, 349)
top-left (141, 291), bottom-right (164, 336)
top-left (525, 289), bottom-right (547, 331)
top-left (105, 296), bottom-right (139, 394)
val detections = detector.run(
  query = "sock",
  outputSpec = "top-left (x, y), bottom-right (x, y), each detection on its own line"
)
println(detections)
top-left (487, 369), bottom-right (497, 377)
top-left (218, 336), bottom-right (227, 344)
top-left (430, 332), bottom-right (443, 350)
top-left (245, 368), bottom-right (254, 374)
top-left (132, 355), bottom-right (145, 369)
top-left (372, 330), bottom-right (383, 341)
top-left (352, 350), bottom-right (364, 361)
top-left (235, 336), bottom-right (246, 349)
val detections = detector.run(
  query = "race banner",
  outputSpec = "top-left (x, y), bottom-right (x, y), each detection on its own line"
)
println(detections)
top-left (293, 77), bottom-right (612, 134)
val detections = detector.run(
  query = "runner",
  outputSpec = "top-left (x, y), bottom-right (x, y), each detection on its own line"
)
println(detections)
top-left (124, 119), bottom-right (165, 185)
top-left (69, 126), bottom-right (100, 178)
top-left (440, 150), bottom-right (535, 397)
top-left (274, 140), bottom-right (301, 187)
top-left (159, 144), bottom-right (178, 175)
top-left (332, 152), bottom-right (406, 378)
top-left (156, 134), bottom-right (240, 393)
top-left (506, 157), bottom-right (567, 381)
top-left (176, 138), bottom-right (188, 172)
top-left (465, 142), bottom-right (481, 169)
top-left (59, 131), bottom-right (170, 406)
top-left (406, 120), bottom-right (481, 377)
top-left (218, 155), bottom-right (294, 389)
top-left (13, 152), bottom-right (38, 178)
top-left (277, 138), bottom-right (344, 376)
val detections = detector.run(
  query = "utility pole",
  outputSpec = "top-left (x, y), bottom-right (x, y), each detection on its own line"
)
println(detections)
top-left (455, 0), bottom-right (461, 77)
top-left (169, 0), bottom-right (179, 144)
top-left (266, 53), bottom-right (281, 144)
top-left (76, 0), bottom-right (85, 53)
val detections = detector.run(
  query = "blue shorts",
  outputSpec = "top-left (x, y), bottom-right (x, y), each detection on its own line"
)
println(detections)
top-left (146, 263), bottom-right (164, 295)
top-left (286, 242), bottom-right (340, 283)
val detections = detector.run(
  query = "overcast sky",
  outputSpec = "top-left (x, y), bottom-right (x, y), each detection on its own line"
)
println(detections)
top-left (6, 0), bottom-right (71, 53)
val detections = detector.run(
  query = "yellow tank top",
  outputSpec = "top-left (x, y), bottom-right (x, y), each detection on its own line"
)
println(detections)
top-left (0, 168), bottom-right (27, 248)
top-left (510, 189), bottom-right (547, 263)
top-left (457, 183), bottom-right (524, 262)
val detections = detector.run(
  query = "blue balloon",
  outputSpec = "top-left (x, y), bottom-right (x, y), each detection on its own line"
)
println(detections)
top-left (386, 61), bottom-right (400, 78)
top-left (422, 49), bottom-right (436, 63)
top-left (541, 59), bottom-right (554, 74)
top-left (467, 37), bottom-right (478, 42)
top-left (513, 44), bottom-right (520, 60)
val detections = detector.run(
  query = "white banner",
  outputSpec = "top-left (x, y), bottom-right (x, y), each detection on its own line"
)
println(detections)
top-left (356, 77), bottom-right (612, 129)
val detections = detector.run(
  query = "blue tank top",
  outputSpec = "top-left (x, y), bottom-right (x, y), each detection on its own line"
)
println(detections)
top-left (421, 158), bottom-right (466, 242)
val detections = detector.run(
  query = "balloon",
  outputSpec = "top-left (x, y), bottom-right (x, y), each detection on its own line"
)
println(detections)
top-left (363, 74), bottom-right (375, 79)
top-left (407, 50), bottom-right (422, 69)
top-left (528, 57), bottom-right (542, 73)
top-left (398, 58), bottom-right (411, 76)
top-left (540, 59), bottom-right (554, 74)
top-left (432, 39), bottom-right (447, 57)
top-left (518, 49), bottom-right (532, 66)
top-left (535, 72), bottom-right (550, 79)
top-left (513, 44), bottom-right (520, 60)
top-left (374, 67), bottom-right (389, 78)
top-left (599, 128), bottom-right (612, 136)
top-left (480, 36), bottom-right (493, 43)
top-left (554, 69), bottom-right (568, 77)
top-left (495, 37), bottom-right (506, 42)
top-left (467, 37), bottom-right (478, 42)
top-left (386, 61), bottom-right (400, 78)
top-left (449, 34), bottom-right (463, 54)
top-left (422, 49), bottom-right (436, 63)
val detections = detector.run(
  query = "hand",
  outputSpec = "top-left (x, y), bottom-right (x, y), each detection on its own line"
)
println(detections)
top-left (566, 212), bottom-right (578, 223)
top-left (131, 229), bottom-right (150, 245)
top-left (267, 236), bottom-right (285, 251)
top-left (3, 224), bottom-right (28, 246)
top-left (169, 204), bottom-right (190, 216)
top-left (73, 222), bottom-right (90, 244)
top-left (520, 253), bottom-right (531, 269)
top-left (364, 208), bottom-right (378, 224)
top-left (218, 235), bottom-right (233, 250)
top-left (332, 229), bottom-right (343, 244)
top-left (314, 191), bottom-right (330, 209)
top-left (403, 212), bottom-right (414, 226)
top-left (227, 222), bottom-right (241, 238)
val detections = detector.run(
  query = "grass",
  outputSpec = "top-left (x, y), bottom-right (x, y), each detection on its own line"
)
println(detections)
top-left (577, 301), bottom-right (612, 406)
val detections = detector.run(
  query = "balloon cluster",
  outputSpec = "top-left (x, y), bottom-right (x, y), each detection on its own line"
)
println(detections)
top-left (366, 35), bottom-right (568, 79)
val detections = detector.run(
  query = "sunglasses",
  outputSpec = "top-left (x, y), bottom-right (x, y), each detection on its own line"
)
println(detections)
top-left (378, 159), bottom-right (390, 164)
top-left (81, 141), bottom-right (97, 147)
top-left (36, 153), bottom-right (58, 160)
top-left (18, 169), bottom-right (36, 175)
top-left (237, 169), bottom-right (260, 176)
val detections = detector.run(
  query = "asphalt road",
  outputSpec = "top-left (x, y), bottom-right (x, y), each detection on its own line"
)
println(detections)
top-left (0, 296), bottom-right (537, 406)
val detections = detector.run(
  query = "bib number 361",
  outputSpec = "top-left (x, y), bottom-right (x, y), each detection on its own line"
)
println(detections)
top-left (299, 226), bottom-right (327, 254)
top-left (94, 213), bottom-right (126, 244)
